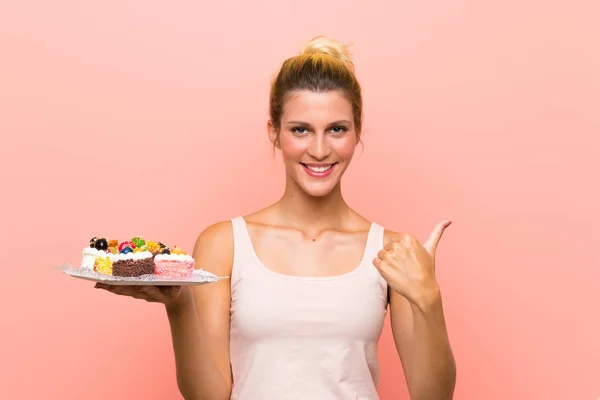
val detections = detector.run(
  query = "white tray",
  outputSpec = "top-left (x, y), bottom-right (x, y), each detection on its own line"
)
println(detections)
top-left (55, 263), bottom-right (226, 286)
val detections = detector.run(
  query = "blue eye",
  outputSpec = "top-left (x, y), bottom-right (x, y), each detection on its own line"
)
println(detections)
top-left (291, 126), bottom-right (348, 135)
top-left (331, 126), bottom-right (348, 134)
top-left (292, 127), bottom-right (309, 135)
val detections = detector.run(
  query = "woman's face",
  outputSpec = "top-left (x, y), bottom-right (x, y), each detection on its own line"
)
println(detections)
top-left (270, 90), bottom-right (359, 198)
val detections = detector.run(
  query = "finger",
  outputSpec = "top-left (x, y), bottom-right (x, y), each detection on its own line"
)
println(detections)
top-left (388, 234), bottom-right (406, 243)
top-left (377, 249), bottom-right (388, 261)
top-left (108, 285), bottom-right (159, 302)
top-left (139, 286), bottom-right (170, 302)
top-left (373, 257), bottom-right (382, 269)
top-left (96, 283), bottom-right (123, 291)
top-left (105, 285), bottom-right (135, 296)
top-left (373, 257), bottom-right (394, 275)
top-left (95, 283), bottom-right (110, 290)
top-left (129, 291), bottom-right (152, 301)
top-left (100, 285), bottom-right (139, 297)
top-left (372, 257), bottom-right (389, 276)
top-left (166, 286), bottom-right (183, 299)
top-left (384, 240), bottom-right (403, 251)
top-left (423, 220), bottom-right (451, 256)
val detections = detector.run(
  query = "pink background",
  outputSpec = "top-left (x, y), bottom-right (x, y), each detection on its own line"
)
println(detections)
top-left (1, 1), bottom-right (598, 399)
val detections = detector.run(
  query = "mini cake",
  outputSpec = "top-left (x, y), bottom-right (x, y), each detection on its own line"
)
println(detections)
top-left (82, 237), bottom-right (111, 272)
top-left (112, 251), bottom-right (155, 277)
top-left (154, 245), bottom-right (195, 278)
top-left (81, 247), bottom-right (106, 271)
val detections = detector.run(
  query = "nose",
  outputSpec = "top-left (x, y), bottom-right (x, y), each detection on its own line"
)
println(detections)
top-left (307, 132), bottom-right (331, 161)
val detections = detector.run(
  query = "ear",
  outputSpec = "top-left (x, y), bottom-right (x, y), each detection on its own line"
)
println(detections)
top-left (267, 120), bottom-right (280, 149)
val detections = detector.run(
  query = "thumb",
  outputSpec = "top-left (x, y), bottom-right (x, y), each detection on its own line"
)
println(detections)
top-left (423, 220), bottom-right (451, 256)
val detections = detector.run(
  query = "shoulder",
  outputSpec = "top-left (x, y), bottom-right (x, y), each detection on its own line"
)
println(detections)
top-left (195, 220), bottom-right (234, 242)
top-left (192, 220), bottom-right (234, 276)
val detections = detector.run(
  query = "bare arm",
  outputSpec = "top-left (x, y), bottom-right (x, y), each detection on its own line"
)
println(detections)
top-left (389, 289), bottom-right (456, 399)
top-left (166, 221), bottom-right (233, 400)
top-left (384, 230), bottom-right (456, 400)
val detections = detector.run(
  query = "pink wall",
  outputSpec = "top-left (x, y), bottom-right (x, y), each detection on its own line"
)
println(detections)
top-left (1, 1), bottom-right (598, 399)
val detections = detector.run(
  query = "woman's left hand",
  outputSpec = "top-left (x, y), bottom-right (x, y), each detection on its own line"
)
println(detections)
top-left (373, 221), bottom-right (451, 310)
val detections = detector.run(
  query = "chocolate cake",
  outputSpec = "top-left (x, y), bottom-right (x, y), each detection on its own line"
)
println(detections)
top-left (111, 251), bottom-right (155, 277)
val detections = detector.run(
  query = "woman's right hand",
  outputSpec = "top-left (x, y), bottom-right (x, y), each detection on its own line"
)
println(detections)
top-left (94, 283), bottom-right (192, 309)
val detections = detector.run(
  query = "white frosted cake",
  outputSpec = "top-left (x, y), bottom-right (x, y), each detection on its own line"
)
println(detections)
top-left (81, 247), bottom-right (107, 271)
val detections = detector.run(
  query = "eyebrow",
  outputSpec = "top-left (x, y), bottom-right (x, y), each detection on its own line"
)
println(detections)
top-left (286, 120), bottom-right (352, 126)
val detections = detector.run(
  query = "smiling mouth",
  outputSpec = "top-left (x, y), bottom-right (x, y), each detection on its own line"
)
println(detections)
top-left (301, 163), bottom-right (337, 173)
top-left (300, 162), bottom-right (338, 178)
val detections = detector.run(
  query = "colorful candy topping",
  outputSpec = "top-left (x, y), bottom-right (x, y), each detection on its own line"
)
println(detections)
top-left (119, 241), bottom-right (136, 253)
top-left (146, 241), bottom-right (161, 254)
top-left (95, 238), bottom-right (108, 251)
top-left (89, 237), bottom-right (109, 251)
top-left (134, 244), bottom-right (149, 253)
top-left (132, 236), bottom-right (146, 248)
top-left (171, 245), bottom-right (186, 255)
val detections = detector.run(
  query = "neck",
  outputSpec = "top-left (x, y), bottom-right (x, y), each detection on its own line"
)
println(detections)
top-left (275, 180), bottom-right (353, 231)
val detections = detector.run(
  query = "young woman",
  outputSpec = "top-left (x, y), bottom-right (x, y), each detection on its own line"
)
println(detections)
top-left (96, 36), bottom-right (457, 400)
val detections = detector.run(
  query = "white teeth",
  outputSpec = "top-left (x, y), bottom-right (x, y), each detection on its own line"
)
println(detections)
top-left (306, 164), bottom-right (333, 173)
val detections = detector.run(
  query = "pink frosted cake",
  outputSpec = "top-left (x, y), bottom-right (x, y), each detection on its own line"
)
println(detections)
top-left (154, 245), bottom-right (195, 278)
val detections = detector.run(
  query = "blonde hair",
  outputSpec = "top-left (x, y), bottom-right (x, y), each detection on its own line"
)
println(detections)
top-left (300, 36), bottom-right (355, 72)
top-left (269, 36), bottom-right (363, 144)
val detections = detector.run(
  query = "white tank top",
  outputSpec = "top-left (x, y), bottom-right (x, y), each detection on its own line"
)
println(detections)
top-left (229, 217), bottom-right (389, 400)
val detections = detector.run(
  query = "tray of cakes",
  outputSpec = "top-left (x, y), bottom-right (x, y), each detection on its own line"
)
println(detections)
top-left (56, 236), bottom-right (224, 286)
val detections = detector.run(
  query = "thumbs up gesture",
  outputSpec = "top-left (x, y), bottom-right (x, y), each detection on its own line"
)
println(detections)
top-left (373, 221), bottom-right (451, 310)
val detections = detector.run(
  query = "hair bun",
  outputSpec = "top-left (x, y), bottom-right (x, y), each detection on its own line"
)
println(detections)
top-left (300, 36), bottom-right (354, 71)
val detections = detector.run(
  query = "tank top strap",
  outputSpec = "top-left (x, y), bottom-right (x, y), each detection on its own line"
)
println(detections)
top-left (230, 216), bottom-right (255, 286)
top-left (363, 221), bottom-right (385, 258)
top-left (361, 222), bottom-right (388, 289)
top-left (230, 216), bottom-right (253, 250)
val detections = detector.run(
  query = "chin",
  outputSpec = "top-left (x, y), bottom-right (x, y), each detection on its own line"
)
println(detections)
top-left (298, 180), bottom-right (339, 198)
top-left (304, 188), bottom-right (335, 198)
top-left (287, 163), bottom-right (347, 198)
